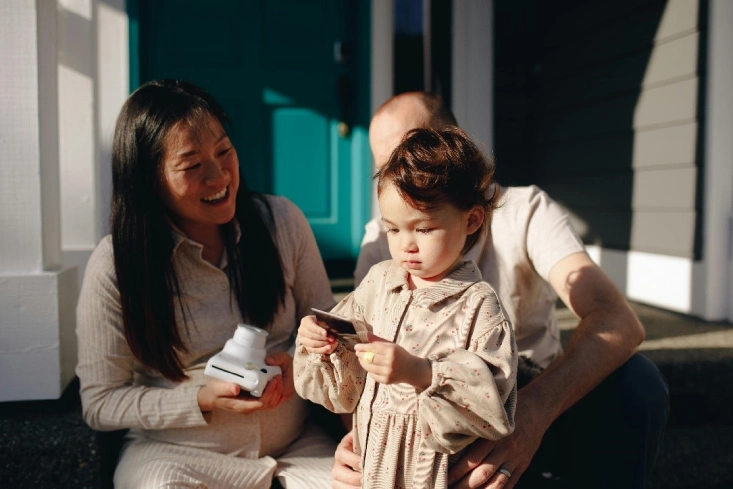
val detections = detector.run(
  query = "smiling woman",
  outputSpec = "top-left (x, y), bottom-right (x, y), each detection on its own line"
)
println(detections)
top-left (159, 116), bottom-right (240, 262)
top-left (75, 79), bottom-right (338, 489)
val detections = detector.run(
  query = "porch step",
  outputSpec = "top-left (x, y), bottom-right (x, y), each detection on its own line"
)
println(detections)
top-left (649, 424), bottom-right (733, 489)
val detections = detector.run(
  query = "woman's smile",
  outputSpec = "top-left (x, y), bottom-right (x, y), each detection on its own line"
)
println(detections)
top-left (202, 186), bottom-right (230, 204)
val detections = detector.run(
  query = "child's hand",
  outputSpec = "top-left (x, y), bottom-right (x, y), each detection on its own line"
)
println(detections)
top-left (354, 333), bottom-right (432, 389)
top-left (297, 315), bottom-right (338, 354)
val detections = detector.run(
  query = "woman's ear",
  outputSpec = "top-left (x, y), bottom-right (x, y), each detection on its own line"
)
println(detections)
top-left (466, 206), bottom-right (485, 235)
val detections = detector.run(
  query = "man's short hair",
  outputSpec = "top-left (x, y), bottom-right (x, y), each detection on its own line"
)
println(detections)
top-left (417, 92), bottom-right (458, 129)
top-left (374, 91), bottom-right (458, 129)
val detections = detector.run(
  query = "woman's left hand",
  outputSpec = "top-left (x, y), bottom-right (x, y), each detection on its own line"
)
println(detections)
top-left (354, 333), bottom-right (432, 389)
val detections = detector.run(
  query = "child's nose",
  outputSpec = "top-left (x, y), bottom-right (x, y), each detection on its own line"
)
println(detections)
top-left (401, 234), bottom-right (417, 252)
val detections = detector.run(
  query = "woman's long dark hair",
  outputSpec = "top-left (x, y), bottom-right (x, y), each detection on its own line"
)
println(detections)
top-left (111, 79), bottom-right (285, 381)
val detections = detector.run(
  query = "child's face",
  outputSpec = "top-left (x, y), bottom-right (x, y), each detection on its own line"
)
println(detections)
top-left (379, 182), bottom-right (482, 288)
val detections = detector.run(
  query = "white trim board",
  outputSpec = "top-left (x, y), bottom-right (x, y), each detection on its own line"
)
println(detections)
top-left (586, 245), bottom-right (726, 321)
top-left (704, 0), bottom-right (733, 322)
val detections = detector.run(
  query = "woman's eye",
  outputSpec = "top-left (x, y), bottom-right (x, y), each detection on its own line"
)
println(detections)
top-left (184, 163), bottom-right (202, 171)
top-left (218, 147), bottom-right (232, 157)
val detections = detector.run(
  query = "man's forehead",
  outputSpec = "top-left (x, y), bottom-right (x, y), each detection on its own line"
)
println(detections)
top-left (371, 107), bottom-right (429, 158)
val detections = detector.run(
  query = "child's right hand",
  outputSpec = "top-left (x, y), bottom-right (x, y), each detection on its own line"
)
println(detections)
top-left (297, 315), bottom-right (338, 355)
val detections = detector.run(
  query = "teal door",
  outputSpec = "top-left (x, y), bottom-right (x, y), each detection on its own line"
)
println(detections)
top-left (131, 0), bottom-right (371, 265)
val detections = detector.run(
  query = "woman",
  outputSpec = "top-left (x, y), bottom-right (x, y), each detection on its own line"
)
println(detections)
top-left (76, 79), bottom-right (336, 488)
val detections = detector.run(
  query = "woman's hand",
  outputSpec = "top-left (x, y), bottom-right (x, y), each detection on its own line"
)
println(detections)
top-left (332, 429), bottom-right (362, 489)
top-left (353, 333), bottom-right (431, 389)
top-left (197, 351), bottom-right (295, 415)
top-left (298, 315), bottom-right (338, 354)
top-left (265, 351), bottom-right (295, 404)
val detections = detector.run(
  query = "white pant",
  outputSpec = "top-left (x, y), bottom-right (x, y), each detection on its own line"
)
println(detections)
top-left (114, 424), bottom-right (336, 489)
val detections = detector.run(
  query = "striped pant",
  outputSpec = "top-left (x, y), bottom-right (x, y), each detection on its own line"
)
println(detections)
top-left (114, 424), bottom-right (336, 489)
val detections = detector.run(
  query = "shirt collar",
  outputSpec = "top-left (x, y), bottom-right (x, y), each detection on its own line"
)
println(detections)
top-left (383, 260), bottom-right (484, 308)
top-left (168, 219), bottom-right (242, 269)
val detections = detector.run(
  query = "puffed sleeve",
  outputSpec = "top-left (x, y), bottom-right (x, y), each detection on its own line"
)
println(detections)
top-left (76, 237), bottom-right (208, 431)
top-left (417, 286), bottom-right (517, 454)
top-left (293, 290), bottom-right (369, 414)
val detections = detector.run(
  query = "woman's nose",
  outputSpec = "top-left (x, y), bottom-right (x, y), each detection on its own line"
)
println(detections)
top-left (203, 160), bottom-right (227, 184)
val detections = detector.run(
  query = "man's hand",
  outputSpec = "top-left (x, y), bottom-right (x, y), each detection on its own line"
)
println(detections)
top-left (448, 396), bottom-right (546, 488)
top-left (332, 430), bottom-right (362, 489)
top-left (449, 252), bottom-right (645, 488)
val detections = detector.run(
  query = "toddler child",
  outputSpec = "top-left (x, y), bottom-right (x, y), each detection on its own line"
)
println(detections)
top-left (294, 127), bottom-right (517, 489)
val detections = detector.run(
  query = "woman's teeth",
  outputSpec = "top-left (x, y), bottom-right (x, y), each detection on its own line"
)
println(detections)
top-left (203, 188), bottom-right (227, 202)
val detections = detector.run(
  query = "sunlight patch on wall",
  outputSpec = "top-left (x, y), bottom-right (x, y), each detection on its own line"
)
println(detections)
top-left (59, 65), bottom-right (95, 249)
top-left (627, 250), bottom-right (692, 312)
top-left (58, 0), bottom-right (92, 20)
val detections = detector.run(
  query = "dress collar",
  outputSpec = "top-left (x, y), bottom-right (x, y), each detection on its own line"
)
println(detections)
top-left (383, 260), bottom-right (484, 308)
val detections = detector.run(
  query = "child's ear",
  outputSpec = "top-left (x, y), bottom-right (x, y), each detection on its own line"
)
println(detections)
top-left (466, 206), bottom-right (485, 234)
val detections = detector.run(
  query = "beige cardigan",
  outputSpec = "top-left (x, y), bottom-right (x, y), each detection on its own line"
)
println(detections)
top-left (76, 195), bottom-right (335, 459)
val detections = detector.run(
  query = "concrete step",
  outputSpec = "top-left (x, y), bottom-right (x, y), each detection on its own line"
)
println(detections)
top-left (649, 424), bottom-right (733, 489)
top-left (557, 301), bottom-right (733, 427)
top-left (557, 301), bottom-right (733, 487)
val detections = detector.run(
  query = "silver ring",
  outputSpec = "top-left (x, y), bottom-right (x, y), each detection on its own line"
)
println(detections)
top-left (498, 467), bottom-right (512, 479)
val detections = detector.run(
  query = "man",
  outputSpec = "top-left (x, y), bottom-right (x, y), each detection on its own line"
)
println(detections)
top-left (333, 92), bottom-right (669, 489)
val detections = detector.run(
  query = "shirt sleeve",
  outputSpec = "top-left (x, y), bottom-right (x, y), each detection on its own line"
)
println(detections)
top-left (293, 292), bottom-right (367, 414)
top-left (75, 238), bottom-right (209, 432)
top-left (417, 287), bottom-right (518, 454)
top-left (524, 186), bottom-right (585, 280)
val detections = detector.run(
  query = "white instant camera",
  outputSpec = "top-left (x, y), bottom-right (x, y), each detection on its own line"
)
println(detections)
top-left (204, 324), bottom-right (281, 397)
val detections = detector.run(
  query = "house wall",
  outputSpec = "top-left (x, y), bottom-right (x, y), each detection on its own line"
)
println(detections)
top-left (1, 0), bottom-right (76, 401)
top-left (451, 1), bottom-right (493, 154)
top-left (702, 0), bottom-right (733, 321)
top-left (498, 0), bottom-right (701, 258)
top-left (0, 0), bottom-right (127, 401)
top-left (493, 0), bottom-right (733, 319)
top-left (60, 0), bottom-right (129, 290)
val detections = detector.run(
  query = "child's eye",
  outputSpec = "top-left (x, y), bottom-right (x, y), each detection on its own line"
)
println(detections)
top-left (416, 228), bottom-right (433, 234)
top-left (386, 228), bottom-right (398, 234)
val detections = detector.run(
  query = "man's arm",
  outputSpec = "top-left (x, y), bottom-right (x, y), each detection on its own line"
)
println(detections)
top-left (529, 251), bottom-right (645, 422)
top-left (448, 251), bottom-right (645, 489)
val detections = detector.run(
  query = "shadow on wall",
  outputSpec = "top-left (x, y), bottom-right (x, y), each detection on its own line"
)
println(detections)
top-left (494, 0), bottom-right (702, 260)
